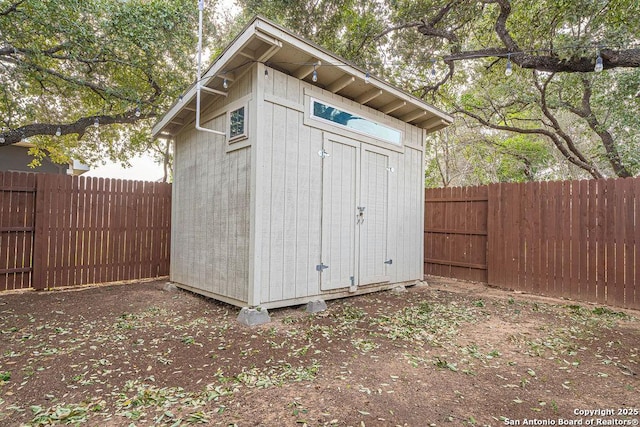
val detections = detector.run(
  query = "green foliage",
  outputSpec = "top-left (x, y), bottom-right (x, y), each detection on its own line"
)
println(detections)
top-left (0, 0), bottom-right (202, 166)
top-left (3, 0), bottom-right (638, 180)
top-left (236, 0), bottom-right (387, 69)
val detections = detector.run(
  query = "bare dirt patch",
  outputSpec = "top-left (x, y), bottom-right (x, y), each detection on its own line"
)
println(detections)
top-left (0, 276), bottom-right (638, 426)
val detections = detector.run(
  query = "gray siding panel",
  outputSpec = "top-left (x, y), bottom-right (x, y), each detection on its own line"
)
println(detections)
top-left (258, 68), bottom-right (425, 305)
top-left (171, 69), bottom-right (253, 304)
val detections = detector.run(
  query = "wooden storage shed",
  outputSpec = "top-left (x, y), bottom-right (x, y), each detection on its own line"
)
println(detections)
top-left (152, 17), bottom-right (453, 309)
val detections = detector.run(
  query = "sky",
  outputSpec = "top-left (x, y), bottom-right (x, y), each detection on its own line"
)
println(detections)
top-left (84, 153), bottom-right (165, 182)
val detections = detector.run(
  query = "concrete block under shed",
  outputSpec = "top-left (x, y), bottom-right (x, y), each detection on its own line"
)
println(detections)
top-left (163, 282), bottom-right (178, 292)
top-left (305, 299), bottom-right (327, 313)
top-left (237, 307), bottom-right (271, 326)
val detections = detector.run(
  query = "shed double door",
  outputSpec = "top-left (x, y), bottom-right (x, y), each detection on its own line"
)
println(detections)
top-left (320, 134), bottom-right (391, 291)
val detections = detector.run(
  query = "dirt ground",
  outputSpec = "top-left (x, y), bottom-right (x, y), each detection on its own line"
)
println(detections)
top-left (0, 276), bottom-right (638, 427)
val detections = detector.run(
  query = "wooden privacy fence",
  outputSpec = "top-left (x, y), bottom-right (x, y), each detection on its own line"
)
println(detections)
top-left (0, 171), bottom-right (171, 291)
top-left (425, 178), bottom-right (639, 310)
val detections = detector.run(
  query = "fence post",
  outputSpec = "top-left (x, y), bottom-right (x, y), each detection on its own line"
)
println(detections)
top-left (31, 173), bottom-right (47, 290)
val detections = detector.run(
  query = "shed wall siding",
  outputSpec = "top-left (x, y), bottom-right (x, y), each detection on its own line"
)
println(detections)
top-left (259, 70), bottom-right (323, 303)
top-left (258, 69), bottom-right (425, 305)
top-left (171, 71), bottom-right (253, 304)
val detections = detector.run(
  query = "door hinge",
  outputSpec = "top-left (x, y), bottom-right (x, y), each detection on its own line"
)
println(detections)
top-left (318, 149), bottom-right (330, 158)
top-left (350, 276), bottom-right (355, 286)
top-left (316, 263), bottom-right (329, 272)
top-left (384, 259), bottom-right (393, 265)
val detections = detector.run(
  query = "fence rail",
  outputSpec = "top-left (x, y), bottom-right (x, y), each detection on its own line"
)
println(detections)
top-left (0, 171), bottom-right (171, 291)
top-left (425, 177), bottom-right (639, 310)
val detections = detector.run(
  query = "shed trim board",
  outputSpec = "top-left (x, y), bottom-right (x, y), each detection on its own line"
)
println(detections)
top-left (157, 17), bottom-right (451, 309)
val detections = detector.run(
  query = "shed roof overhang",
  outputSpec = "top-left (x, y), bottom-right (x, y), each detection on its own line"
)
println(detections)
top-left (152, 16), bottom-right (453, 139)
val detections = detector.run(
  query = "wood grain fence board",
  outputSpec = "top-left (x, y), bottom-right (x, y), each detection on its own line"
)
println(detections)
top-left (124, 180), bottom-right (134, 279)
top-left (632, 178), bottom-right (640, 309)
top-left (99, 178), bottom-right (109, 284)
top-left (68, 176), bottom-right (78, 287)
top-left (63, 173), bottom-right (73, 288)
top-left (548, 181), bottom-right (559, 296)
top-left (2, 173), bottom-right (14, 290)
top-left (13, 173), bottom-right (27, 290)
top-left (510, 183), bottom-right (520, 288)
top-left (611, 179), bottom-right (624, 307)
top-left (23, 173), bottom-right (36, 289)
top-left (32, 174), bottom-right (45, 290)
top-left (540, 181), bottom-right (551, 295)
top-left (51, 174), bottom-right (62, 288)
top-left (624, 177), bottom-right (634, 309)
top-left (587, 179), bottom-right (597, 302)
top-left (560, 181), bottom-right (570, 298)
top-left (143, 181), bottom-right (153, 278)
top-left (90, 177), bottom-right (100, 285)
top-left (161, 183), bottom-right (169, 273)
top-left (578, 180), bottom-right (589, 301)
top-left (95, 177), bottom-right (105, 283)
top-left (506, 183), bottom-right (518, 288)
top-left (626, 179), bottom-right (637, 309)
top-left (0, 173), bottom-right (9, 290)
top-left (136, 181), bottom-right (144, 277)
top-left (0, 173), bottom-right (5, 288)
top-left (105, 179), bottom-right (113, 282)
top-left (139, 180), bottom-right (147, 275)
top-left (152, 182), bottom-right (162, 276)
top-left (519, 182), bottom-right (528, 290)
top-left (450, 187), bottom-right (461, 278)
top-left (569, 181), bottom-right (580, 300)
top-left (624, 178), bottom-right (635, 308)
top-left (118, 180), bottom-right (126, 281)
top-left (81, 177), bottom-right (93, 285)
top-left (600, 178), bottom-right (610, 305)
top-left (616, 179), bottom-right (633, 307)
top-left (486, 184), bottom-right (499, 285)
top-left (450, 186), bottom-right (464, 280)
top-left (570, 180), bottom-right (578, 297)
top-left (603, 179), bottom-right (615, 305)
top-left (11, 173), bottom-right (22, 290)
top-left (532, 181), bottom-right (541, 293)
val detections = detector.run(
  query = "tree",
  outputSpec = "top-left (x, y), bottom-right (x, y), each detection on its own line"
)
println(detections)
top-left (236, 0), bottom-right (388, 68)
top-left (425, 124), bottom-right (556, 187)
top-left (378, 0), bottom-right (640, 178)
top-left (229, 0), bottom-right (640, 180)
top-left (0, 0), bottom-right (205, 173)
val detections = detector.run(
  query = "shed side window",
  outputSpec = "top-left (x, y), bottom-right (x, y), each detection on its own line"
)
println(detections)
top-left (229, 106), bottom-right (246, 141)
top-left (310, 99), bottom-right (401, 145)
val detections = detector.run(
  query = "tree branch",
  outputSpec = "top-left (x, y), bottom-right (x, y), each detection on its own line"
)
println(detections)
top-left (454, 107), bottom-right (603, 179)
top-left (566, 77), bottom-right (632, 177)
top-left (533, 72), bottom-right (596, 170)
top-left (0, 1), bottom-right (24, 17)
top-left (17, 59), bottom-right (144, 104)
top-left (373, 22), bottom-right (423, 42)
top-left (0, 111), bottom-right (156, 147)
